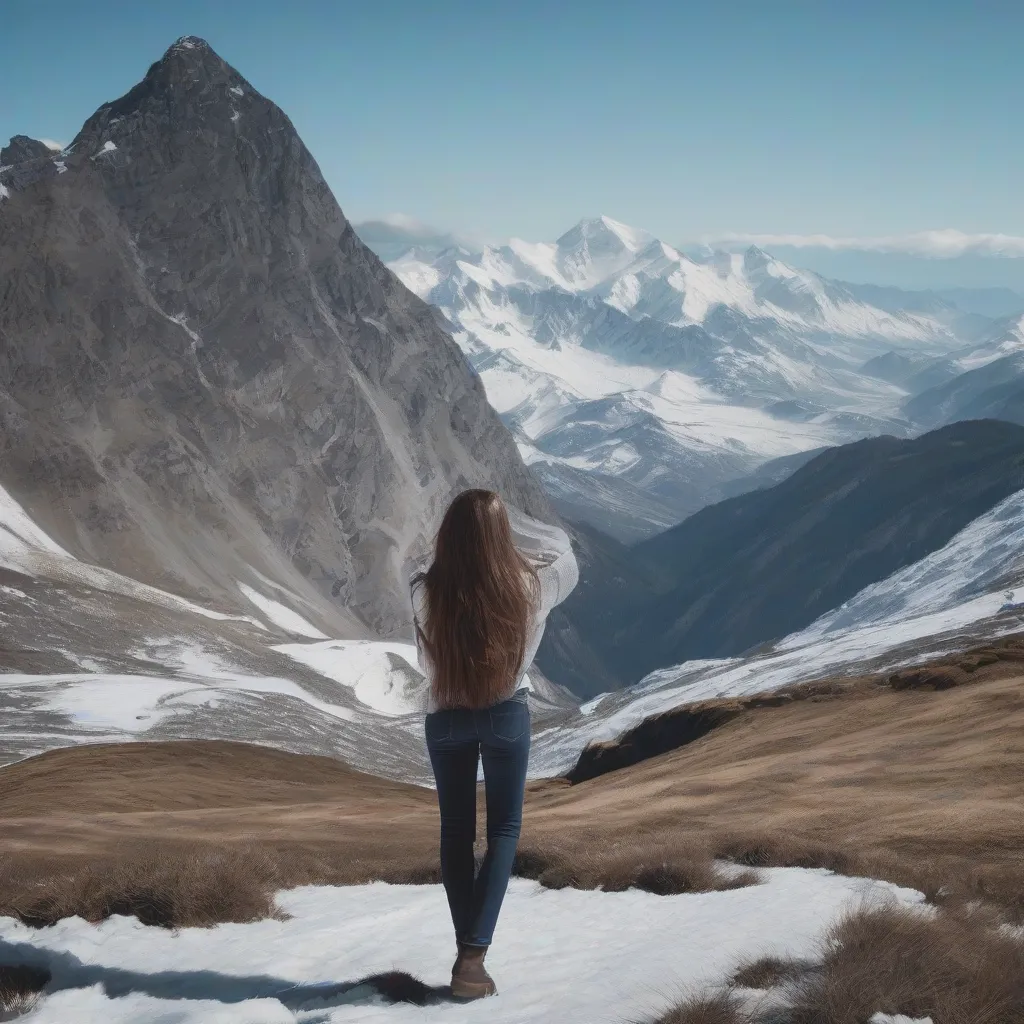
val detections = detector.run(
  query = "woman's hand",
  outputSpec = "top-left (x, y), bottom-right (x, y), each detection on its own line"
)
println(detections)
top-left (524, 551), bottom-right (556, 568)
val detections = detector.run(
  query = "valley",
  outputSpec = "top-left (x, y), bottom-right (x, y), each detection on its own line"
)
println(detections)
top-left (385, 217), bottom-right (1024, 542)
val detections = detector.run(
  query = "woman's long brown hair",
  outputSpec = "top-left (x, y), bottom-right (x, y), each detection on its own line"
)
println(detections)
top-left (416, 489), bottom-right (538, 709)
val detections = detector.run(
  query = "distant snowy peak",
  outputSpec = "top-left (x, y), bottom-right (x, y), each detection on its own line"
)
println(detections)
top-left (448, 216), bottom-right (659, 295)
top-left (396, 216), bottom-right (954, 347)
top-left (598, 237), bottom-right (948, 342)
top-left (552, 215), bottom-right (656, 288)
top-left (559, 214), bottom-right (655, 254)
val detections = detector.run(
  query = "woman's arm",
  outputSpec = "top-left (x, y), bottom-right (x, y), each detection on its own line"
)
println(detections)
top-left (505, 505), bottom-right (580, 612)
top-left (534, 540), bottom-right (579, 612)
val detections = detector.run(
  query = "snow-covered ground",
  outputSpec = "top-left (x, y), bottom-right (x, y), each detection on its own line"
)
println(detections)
top-left (1, 868), bottom-right (924, 1023)
top-left (0, 479), bottom-right (439, 775)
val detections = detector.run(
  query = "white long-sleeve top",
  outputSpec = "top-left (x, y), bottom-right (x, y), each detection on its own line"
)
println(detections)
top-left (410, 509), bottom-right (579, 713)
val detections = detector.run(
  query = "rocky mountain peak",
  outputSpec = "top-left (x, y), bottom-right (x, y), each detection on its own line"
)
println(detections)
top-left (0, 35), bottom-right (549, 644)
top-left (1, 135), bottom-right (55, 166)
top-left (63, 37), bottom-right (257, 173)
top-left (167, 35), bottom-right (216, 57)
top-left (150, 34), bottom-right (238, 88)
top-left (0, 135), bottom-right (65, 195)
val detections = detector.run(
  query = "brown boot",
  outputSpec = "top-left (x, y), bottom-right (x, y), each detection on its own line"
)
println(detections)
top-left (451, 942), bottom-right (497, 999)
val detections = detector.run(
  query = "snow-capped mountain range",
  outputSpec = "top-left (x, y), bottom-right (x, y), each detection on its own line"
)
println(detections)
top-left (386, 216), bottom-right (1012, 540)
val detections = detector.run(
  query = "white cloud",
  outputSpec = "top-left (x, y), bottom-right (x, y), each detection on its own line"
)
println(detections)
top-left (377, 211), bottom-right (433, 232)
top-left (702, 229), bottom-right (1024, 259)
top-left (38, 138), bottom-right (66, 152)
top-left (356, 212), bottom-right (484, 251)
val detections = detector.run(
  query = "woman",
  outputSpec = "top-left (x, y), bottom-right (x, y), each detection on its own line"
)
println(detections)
top-left (410, 489), bottom-right (579, 1000)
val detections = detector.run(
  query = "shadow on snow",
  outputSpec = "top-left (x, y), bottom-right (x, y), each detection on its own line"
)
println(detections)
top-left (0, 936), bottom-right (456, 1014)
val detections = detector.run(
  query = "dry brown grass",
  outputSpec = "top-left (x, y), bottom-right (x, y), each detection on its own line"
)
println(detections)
top-left (0, 963), bottom-right (50, 1017)
top-left (0, 843), bottom-right (283, 929)
top-left (784, 905), bottom-right (1024, 1024)
top-left (0, 741), bottom-right (443, 926)
top-left (709, 832), bottom-right (1024, 925)
top-left (655, 905), bottom-right (1024, 1024)
top-left (0, 837), bottom-right (447, 929)
top-left (650, 991), bottom-right (751, 1024)
top-left (514, 839), bottom-right (758, 895)
top-left (730, 956), bottom-right (813, 990)
top-left (529, 654), bottom-right (1024, 923)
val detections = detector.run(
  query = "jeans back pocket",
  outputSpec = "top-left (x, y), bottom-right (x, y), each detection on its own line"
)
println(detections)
top-left (425, 710), bottom-right (454, 745)
top-left (489, 703), bottom-right (528, 743)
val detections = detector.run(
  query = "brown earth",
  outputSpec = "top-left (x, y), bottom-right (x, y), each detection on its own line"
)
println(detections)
top-left (1, 638), bottom-right (1022, 924)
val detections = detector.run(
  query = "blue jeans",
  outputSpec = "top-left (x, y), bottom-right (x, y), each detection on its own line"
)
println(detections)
top-left (424, 689), bottom-right (531, 948)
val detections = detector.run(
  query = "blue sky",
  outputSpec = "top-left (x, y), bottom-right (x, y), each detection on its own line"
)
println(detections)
top-left (3, 0), bottom-right (1023, 262)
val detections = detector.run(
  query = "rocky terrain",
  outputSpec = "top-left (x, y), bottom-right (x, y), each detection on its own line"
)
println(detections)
top-left (0, 36), bottom-right (548, 650)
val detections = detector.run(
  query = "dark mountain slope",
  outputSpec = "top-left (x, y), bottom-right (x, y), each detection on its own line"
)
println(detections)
top-left (566, 420), bottom-right (1024, 684)
top-left (0, 37), bottom-right (549, 639)
top-left (534, 519), bottom-right (671, 698)
top-left (903, 355), bottom-right (1024, 431)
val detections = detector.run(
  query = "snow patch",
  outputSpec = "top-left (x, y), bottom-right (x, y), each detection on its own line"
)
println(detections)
top-left (273, 639), bottom-right (425, 715)
top-left (0, 483), bottom-right (71, 563)
top-left (237, 582), bottom-right (329, 639)
top-left (229, 85), bottom-right (244, 97)
top-left (0, 182), bottom-right (9, 200)
top-left (7, 645), bottom-right (358, 733)
top-left (871, 1016), bottom-right (933, 1024)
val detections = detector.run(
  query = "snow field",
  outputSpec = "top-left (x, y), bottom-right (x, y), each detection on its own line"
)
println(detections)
top-left (1, 868), bottom-right (925, 1024)
top-left (3, 647), bottom-right (358, 735)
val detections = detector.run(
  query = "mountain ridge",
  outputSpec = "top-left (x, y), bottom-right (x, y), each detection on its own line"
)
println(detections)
top-left (552, 419), bottom-right (1024, 684)
top-left (0, 36), bottom-right (550, 642)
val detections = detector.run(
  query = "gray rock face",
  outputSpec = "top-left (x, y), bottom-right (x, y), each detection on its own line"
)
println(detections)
top-left (1, 135), bottom-right (54, 165)
top-left (0, 36), bottom-right (550, 638)
top-left (0, 136), bottom-right (64, 192)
